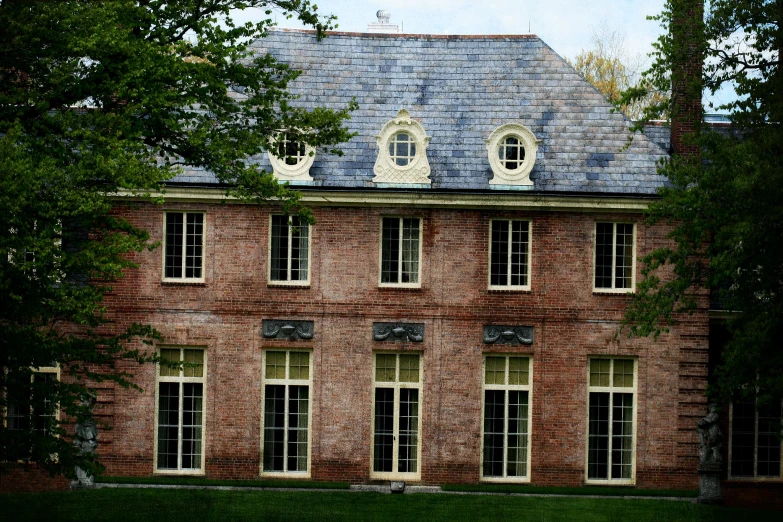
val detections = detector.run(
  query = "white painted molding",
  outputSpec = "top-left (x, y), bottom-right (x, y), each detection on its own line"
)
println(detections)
top-left (486, 123), bottom-right (540, 186)
top-left (373, 109), bottom-right (432, 185)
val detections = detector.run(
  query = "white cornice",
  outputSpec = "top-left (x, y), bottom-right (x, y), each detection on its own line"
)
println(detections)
top-left (110, 187), bottom-right (654, 213)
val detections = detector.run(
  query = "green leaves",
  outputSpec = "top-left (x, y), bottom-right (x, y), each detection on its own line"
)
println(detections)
top-left (0, 0), bottom-right (353, 478)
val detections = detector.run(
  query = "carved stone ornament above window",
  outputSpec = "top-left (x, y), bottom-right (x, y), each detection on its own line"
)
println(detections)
top-left (486, 124), bottom-right (539, 186)
top-left (266, 132), bottom-right (316, 182)
top-left (373, 322), bottom-right (425, 342)
top-left (482, 325), bottom-right (534, 345)
top-left (373, 109), bottom-right (431, 185)
top-left (262, 319), bottom-right (314, 341)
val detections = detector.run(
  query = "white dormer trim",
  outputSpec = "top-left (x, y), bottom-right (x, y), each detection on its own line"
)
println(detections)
top-left (486, 123), bottom-right (539, 186)
top-left (373, 109), bottom-right (432, 185)
top-left (267, 132), bottom-right (315, 183)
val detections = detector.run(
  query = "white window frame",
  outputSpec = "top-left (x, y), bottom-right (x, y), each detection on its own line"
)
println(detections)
top-left (259, 350), bottom-right (313, 478)
top-left (584, 357), bottom-right (637, 485)
top-left (487, 219), bottom-right (532, 291)
top-left (728, 399), bottom-right (783, 481)
top-left (486, 123), bottom-right (539, 186)
top-left (153, 347), bottom-right (207, 475)
top-left (592, 222), bottom-right (636, 293)
top-left (267, 131), bottom-right (315, 183)
top-left (378, 216), bottom-right (423, 288)
top-left (480, 355), bottom-right (533, 483)
top-left (162, 211), bottom-right (206, 283)
top-left (267, 215), bottom-right (312, 286)
top-left (370, 352), bottom-right (423, 481)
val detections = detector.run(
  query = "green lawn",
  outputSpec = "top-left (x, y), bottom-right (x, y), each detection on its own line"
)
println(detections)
top-left (2, 489), bottom-right (779, 522)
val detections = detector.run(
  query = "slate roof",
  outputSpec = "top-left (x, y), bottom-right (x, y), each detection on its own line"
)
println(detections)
top-left (173, 29), bottom-right (670, 195)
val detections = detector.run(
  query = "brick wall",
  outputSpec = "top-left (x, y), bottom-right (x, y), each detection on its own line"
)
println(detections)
top-left (95, 201), bottom-right (708, 489)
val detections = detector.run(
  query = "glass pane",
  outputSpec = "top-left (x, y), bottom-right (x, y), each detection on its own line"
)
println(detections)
top-left (31, 373), bottom-right (57, 436)
top-left (289, 352), bottom-right (310, 380)
top-left (508, 357), bottom-right (529, 386)
top-left (263, 384), bottom-right (285, 472)
top-left (290, 217), bottom-right (309, 282)
top-left (510, 220), bottom-right (529, 286)
top-left (270, 215), bottom-right (289, 281)
top-left (373, 388), bottom-right (394, 472)
top-left (594, 223), bottom-right (614, 288)
top-left (730, 400), bottom-right (756, 477)
top-left (375, 354), bottom-right (396, 382)
top-left (590, 359), bottom-right (611, 387)
top-left (485, 357), bottom-right (506, 385)
top-left (399, 388), bottom-right (419, 473)
top-left (757, 401), bottom-right (782, 477)
top-left (183, 349), bottom-right (204, 378)
top-left (381, 218), bottom-right (400, 284)
top-left (159, 348), bottom-right (180, 377)
top-left (587, 392), bottom-right (610, 479)
top-left (165, 213), bottom-right (183, 278)
top-left (287, 386), bottom-right (309, 472)
top-left (181, 383), bottom-right (203, 469)
top-left (401, 218), bottom-right (419, 284)
top-left (611, 393), bottom-right (633, 479)
top-left (614, 224), bottom-right (634, 289)
top-left (482, 390), bottom-right (505, 477)
top-left (399, 354), bottom-right (420, 383)
top-left (507, 390), bottom-right (529, 477)
top-left (612, 360), bottom-right (634, 388)
top-left (157, 382), bottom-right (180, 470)
top-left (266, 352), bottom-right (287, 380)
top-left (184, 213), bottom-right (203, 279)
top-left (490, 221), bottom-right (509, 286)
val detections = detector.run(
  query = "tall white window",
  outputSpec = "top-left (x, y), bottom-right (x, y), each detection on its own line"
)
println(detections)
top-left (489, 220), bottom-right (531, 290)
top-left (164, 212), bottom-right (204, 282)
top-left (371, 353), bottom-right (422, 479)
top-left (594, 223), bottom-right (634, 291)
top-left (156, 348), bottom-right (205, 473)
top-left (2, 365), bottom-right (59, 460)
top-left (380, 217), bottom-right (421, 286)
top-left (729, 399), bottom-right (782, 479)
top-left (482, 356), bottom-right (532, 481)
top-left (586, 358), bottom-right (636, 483)
top-left (261, 351), bottom-right (311, 475)
top-left (269, 216), bottom-right (310, 284)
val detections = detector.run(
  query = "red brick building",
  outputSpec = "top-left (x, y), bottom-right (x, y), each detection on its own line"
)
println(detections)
top-left (92, 27), bottom-right (716, 491)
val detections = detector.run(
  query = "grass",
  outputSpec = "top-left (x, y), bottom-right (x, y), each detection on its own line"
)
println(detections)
top-left (95, 475), bottom-right (350, 490)
top-left (441, 483), bottom-right (699, 498)
top-left (2, 489), bottom-right (779, 522)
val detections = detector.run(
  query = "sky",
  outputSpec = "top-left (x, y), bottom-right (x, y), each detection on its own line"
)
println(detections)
top-left (234, 0), bottom-right (667, 65)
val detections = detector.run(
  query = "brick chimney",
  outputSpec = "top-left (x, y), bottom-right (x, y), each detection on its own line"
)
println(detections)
top-left (670, 0), bottom-right (704, 157)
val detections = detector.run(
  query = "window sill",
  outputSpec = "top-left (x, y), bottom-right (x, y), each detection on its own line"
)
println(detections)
top-left (480, 477), bottom-right (531, 484)
top-left (260, 472), bottom-right (312, 479)
top-left (592, 288), bottom-right (634, 295)
top-left (153, 470), bottom-right (206, 476)
top-left (378, 284), bottom-right (422, 291)
top-left (487, 286), bottom-right (532, 293)
top-left (584, 479), bottom-right (636, 486)
top-left (267, 281), bottom-right (311, 288)
top-left (161, 280), bottom-right (207, 287)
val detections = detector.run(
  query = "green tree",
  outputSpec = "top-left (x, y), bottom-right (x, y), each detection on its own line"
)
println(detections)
top-left (622, 0), bottom-right (783, 406)
top-left (0, 0), bottom-right (354, 478)
top-left (569, 25), bottom-right (668, 120)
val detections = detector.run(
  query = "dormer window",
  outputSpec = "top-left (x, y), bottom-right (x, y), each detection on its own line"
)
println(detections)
top-left (487, 124), bottom-right (539, 187)
top-left (373, 109), bottom-right (431, 185)
top-left (267, 132), bottom-right (315, 183)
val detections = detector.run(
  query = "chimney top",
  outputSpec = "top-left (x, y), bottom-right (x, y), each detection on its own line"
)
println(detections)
top-left (367, 10), bottom-right (401, 34)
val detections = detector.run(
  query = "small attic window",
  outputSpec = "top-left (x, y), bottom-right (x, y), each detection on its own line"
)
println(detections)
top-left (373, 109), bottom-right (432, 185)
top-left (388, 132), bottom-right (417, 166)
top-left (487, 124), bottom-right (539, 187)
top-left (267, 131), bottom-right (315, 183)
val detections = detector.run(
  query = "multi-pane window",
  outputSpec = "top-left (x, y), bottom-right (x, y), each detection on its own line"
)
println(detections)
top-left (2, 366), bottom-right (59, 460)
top-left (594, 223), bottom-right (634, 291)
top-left (587, 358), bottom-right (636, 482)
top-left (489, 220), bottom-right (531, 289)
top-left (498, 135), bottom-right (526, 171)
top-left (277, 133), bottom-right (307, 166)
top-left (164, 212), bottom-right (204, 281)
top-left (261, 351), bottom-right (311, 475)
top-left (482, 356), bottom-right (532, 481)
top-left (269, 216), bottom-right (310, 284)
top-left (388, 132), bottom-right (417, 166)
top-left (730, 399), bottom-right (782, 479)
top-left (380, 217), bottom-right (421, 285)
top-left (156, 348), bottom-right (205, 472)
top-left (372, 353), bottom-right (422, 477)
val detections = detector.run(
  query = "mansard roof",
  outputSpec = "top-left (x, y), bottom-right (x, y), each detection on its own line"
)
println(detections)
top-left (174, 29), bottom-right (669, 195)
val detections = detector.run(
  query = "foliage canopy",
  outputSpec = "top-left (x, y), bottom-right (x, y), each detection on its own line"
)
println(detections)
top-left (0, 0), bottom-right (354, 477)
top-left (623, 0), bottom-right (783, 405)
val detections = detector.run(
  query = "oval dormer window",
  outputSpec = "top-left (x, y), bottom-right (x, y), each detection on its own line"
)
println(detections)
top-left (486, 124), bottom-right (539, 187)
top-left (267, 131), bottom-right (315, 183)
top-left (373, 109), bottom-right (431, 185)
top-left (388, 132), bottom-right (417, 167)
